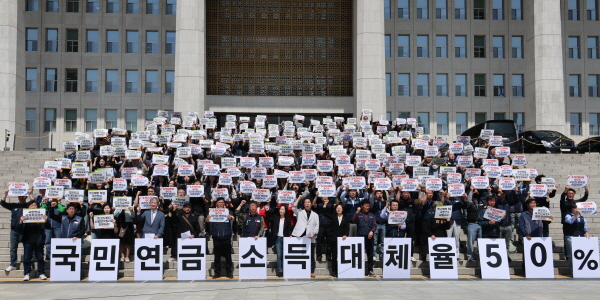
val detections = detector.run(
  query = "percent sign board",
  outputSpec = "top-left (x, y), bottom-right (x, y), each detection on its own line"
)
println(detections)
top-left (571, 237), bottom-right (600, 278)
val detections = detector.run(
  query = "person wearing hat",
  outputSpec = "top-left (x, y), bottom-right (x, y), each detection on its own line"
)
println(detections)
top-left (169, 201), bottom-right (202, 263)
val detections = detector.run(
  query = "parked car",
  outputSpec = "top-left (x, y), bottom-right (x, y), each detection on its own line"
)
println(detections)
top-left (519, 130), bottom-right (576, 153)
top-left (576, 136), bottom-right (600, 153)
top-left (461, 120), bottom-right (521, 152)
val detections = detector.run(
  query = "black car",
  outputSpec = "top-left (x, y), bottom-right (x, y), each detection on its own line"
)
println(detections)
top-left (461, 120), bottom-right (522, 153)
top-left (576, 136), bottom-right (600, 153)
top-left (519, 130), bottom-right (576, 153)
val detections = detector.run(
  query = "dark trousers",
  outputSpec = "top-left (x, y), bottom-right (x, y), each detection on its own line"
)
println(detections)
top-left (405, 223), bottom-right (416, 255)
top-left (362, 236), bottom-right (374, 273)
top-left (316, 226), bottom-right (330, 259)
top-left (23, 243), bottom-right (45, 276)
top-left (329, 239), bottom-right (339, 276)
top-left (213, 238), bottom-right (233, 276)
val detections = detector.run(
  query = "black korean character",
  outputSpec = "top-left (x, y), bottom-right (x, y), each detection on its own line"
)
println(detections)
top-left (240, 245), bottom-right (266, 268)
top-left (430, 244), bottom-right (455, 269)
top-left (179, 245), bottom-right (204, 271)
top-left (385, 244), bottom-right (409, 270)
top-left (285, 244), bottom-right (310, 269)
top-left (52, 245), bottom-right (79, 271)
top-left (137, 245), bottom-right (161, 270)
top-left (341, 243), bottom-right (362, 269)
top-left (94, 245), bottom-right (117, 271)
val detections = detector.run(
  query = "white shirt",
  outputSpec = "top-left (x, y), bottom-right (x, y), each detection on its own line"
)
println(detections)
top-left (151, 209), bottom-right (157, 224)
top-left (278, 219), bottom-right (284, 237)
top-left (337, 215), bottom-right (343, 225)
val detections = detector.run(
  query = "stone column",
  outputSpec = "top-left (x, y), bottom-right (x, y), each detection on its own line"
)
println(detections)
top-left (0, 0), bottom-right (25, 150)
top-left (354, 0), bottom-right (386, 119)
top-left (174, 0), bottom-right (205, 113)
top-left (524, 0), bottom-right (566, 132)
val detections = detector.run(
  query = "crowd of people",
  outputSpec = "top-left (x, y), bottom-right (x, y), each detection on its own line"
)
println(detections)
top-left (0, 111), bottom-right (592, 281)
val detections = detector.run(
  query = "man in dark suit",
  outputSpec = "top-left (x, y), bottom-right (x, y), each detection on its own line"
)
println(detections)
top-left (136, 197), bottom-right (165, 239)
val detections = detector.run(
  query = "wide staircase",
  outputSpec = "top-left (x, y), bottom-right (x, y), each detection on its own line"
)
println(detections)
top-left (0, 152), bottom-right (597, 279)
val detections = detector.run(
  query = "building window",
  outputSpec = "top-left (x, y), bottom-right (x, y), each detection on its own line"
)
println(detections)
top-left (455, 74), bottom-right (467, 96)
top-left (65, 29), bottom-right (78, 52)
top-left (126, 30), bottom-right (138, 53)
top-left (26, 29), bottom-right (38, 52)
top-left (436, 35), bottom-right (447, 58)
top-left (126, 110), bottom-right (137, 132)
top-left (589, 0), bottom-right (598, 20)
top-left (512, 36), bottom-right (523, 58)
top-left (513, 112), bottom-right (524, 132)
top-left (511, 0), bottom-right (522, 20)
top-left (146, 31), bottom-right (158, 54)
top-left (26, 0), bottom-right (39, 11)
top-left (588, 36), bottom-right (599, 59)
top-left (436, 113), bottom-right (448, 135)
top-left (474, 0), bottom-right (485, 19)
top-left (107, 0), bottom-right (119, 13)
top-left (105, 109), bottom-right (117, 128)
top-left (45, 69), bottom-right (57, 92)
top-left (86, 29), bottom-right (98, 53)
top-left (493, 74), bottom-right (505, 97)
top-left (455, 0), bottom-right (466, 19)
top-left (165, 70), bottom-right (174, 94)
top-left (145, 70), bottom-right (158, 94)
top-left (26, 69), bottom-right (37, 92)
top-left (126, 70), bottom-right (138, 93)
top-left (417, 35), bottom-right (428, 58)
top-left (44, 108), bottom-right (56, 132)
top-left (493, 36), bottom-right (504, 58)
top-left (65, 69), bottom-right (78, 93)
top-left (455, 35), bottom-right (466, 58)
top-left (398, 35), bottom-right (410, 57)
top-left (145, 110), bottom-right (157, 121)
top-left (398, 73), bottom-right (410, 96)
top-left (570, 74), bottom-right (581, 97)
top-left (436, 74), bottom-right (448, 96)
top-left (85, 69), bottom-right (98, 93)
top-left (87, 0), bottom-right (99, 13)
top-left (398, 112), bottom-right (410, 119)
top-left (166, 0), bottom-right (176, 15)
top-left (474, 35), bottom-right (485, 58)
top-left (569, 37), bottom-right (580, 58)
top-left (417, 0), bottom-right (428, 19)
top-left (511, 74), bottom-right (524, 97)
top-left (165, 31), bottom-right (175, 54)
top-left (492, 0), bottom-right (503, 19)
top-left (47, 0), bottom-right (59, 12)
top-left (106, 30), bottom-right (119, 53)
top-left (418, 112), bottom-right (430, 134)
top-left (494, 112), bottom-right (506, 120)
top-left (126, 0), bottom-right (139, 14)
top-left (569, 0), bottom-right (580, 20)
top-left (65, 109), bottom-right (77, 132)
top-left (475, 74), bottom-right (486, 97)
top-left (385, 73), bottom-right (391, 96)
top-left (589, 74), bottom-right (599, 97)
top-left (146, 0), bottom-right (158, 14)
top-left (456, 112), bottom-right (467, 134)
top-left (384, 0), bottom-right (391, 18)
top-left (46, 29), bottom-right (58, 52)
top-left (417, 74), bottom-right (429, 97)
top-left (85, 109), bottom-right (97, 132)
top-left (590, 113), bottom-right (600, 135)
top-left (106, 70), bottom-right (119, 93)
top-left (66, 0), bottom-right (79, 12)
top-left (384, 35), bottom-right (391, 57)
top-left (26, 109), bottom-right (37, 132)
top-left (436, 0), bottom-right (447, 19)
top-left (398, 0), bottom-right (409, 19)
top-left (475, 112), bottom-right (487, 124)
top-left (570, 113), bottom-right (582, 135)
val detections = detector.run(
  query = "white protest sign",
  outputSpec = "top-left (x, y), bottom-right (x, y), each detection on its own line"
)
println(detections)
top-left (471, 176), bottom-right (490, 189)
top-left (283, 237), bottom-right (312, 279)
top-left (434, 206), bottom-right (452, 219)
top-left (277, 190), bottom-right (296, 204)
top-left (400, 179), bottom-right (419, 191)
top-left (187, 185), bottom-right (204, 198)
top-left (93, 214), bottom-right (115, 229)
top-left (252, 189), bottom-right (271, 202)
top-left (208, 208), bottom-right (229, 222)
top-left (8, 182), bottom-right (29, 197)
top-left (446, 173), bottom-right (462, 185)
top-left (532, 207), bottom-right (552, 221)
top-left (382, 238), bottom-right (412, 279)
top-left (478, 238), bottom-right (510, 279)
top-left (388, 211), bottom-right (407, 224)
top-left (46, 186), bottom-right (64, 199)
top-left (425, 178), bottom-right (442, 191)
top-left (88, 239), bottom-right (120, 281)
top-left (571, 237), bottom-right (600, 278)
top-left (512, 155), bottom-right (527, 167)
top-left (33, 177), bottom-right (52, 189)
top-left (131, 174), bottom-right (149, 186)
top-left (337, 237), bottom-right (365, 278)
top-left (113, 197), bottom-right (132, 209)
top-left (457, 155), bottom-right (473, 167)
top-left (568, 175), bottom-right (588, 188)
top-left (524, 237), bottom-right (554, 278)
top-left (238, 238), bottom-right (267, 279)
top-left (63, 189), bottom-right (84, 203)
top-left (50, 239), bottom-right (82, 281)
top-left (134, 238), bottom-right (163, 281)
top-left (374, 178), bottom-right (392, 191)
top-left (577, 202), bottom-right (598, 215)
top-left (428, 237), bottom-right (458, 279)
top-left (177, 238), bottom-right (206, 280)
top-left (483, 208), bottom-right (506, 222)
top-left (529, 184), bottom-right (548, 198)
top-left (448, 184), bottom-right (465, 197)
top-left (22, 209), bottom-right (45, 223)
top-left (318, 184), bottom-right (336, 197)
top-left (211, 188), bottom-right (229, 200)
top-left (498, 178), bottom-right (516, 190)
top-left (88, 190), bottom-right (107, 204)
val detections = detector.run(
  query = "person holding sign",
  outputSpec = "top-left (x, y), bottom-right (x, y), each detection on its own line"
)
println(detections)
top-left (1, 189), bottom-right (29, 272)
top-left (477, 197), bottom-right (503, 239)
top-left (169, 202), bottom-right (202, 262)
top-left (18, 200), bottom-right (48, 281)
top-left (352, 200), bottom-right (377, 276)
top-left (206, 198), bottom-right (235, 279)
top-left (291, 197), bottom-right (320, 278)
top-left (560, 185), bottom-right (589, 233)
top-left (135, 197), bottom-right (165, 239)
top-left (494, 187), bottom-right (521, 255)
top-left (422, 201), bottom-right (451, 259)
top-left (564, 202), bottom-right (591, 270)
top-left (267, 204), bottom-right (293, 277)
top-left (89, 204), bottom-right (117, 239)
top-left (236, 200), bottom-right (265, 239)
top-left (519, 198), bottom-right (550, 240)
top-left (48, 203), bottom-right (86, 240)
top-left (40, 197), bottom-right (65, 261)
top-left (114, 206), bottom-right (135, 262)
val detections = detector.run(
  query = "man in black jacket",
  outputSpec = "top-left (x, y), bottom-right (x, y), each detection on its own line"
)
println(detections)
top-left (170, 202), bottom-right (202, 263)
top-left (2, 189), bottom-right (30, 272)
top-left (206, 198), bottom-right (235, 278)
